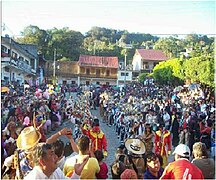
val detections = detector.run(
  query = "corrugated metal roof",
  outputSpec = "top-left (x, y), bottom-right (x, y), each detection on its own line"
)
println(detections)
top-left (78, 54), bottom-right (118, 68)
top-left (137, 49), bottom-right (167, 61)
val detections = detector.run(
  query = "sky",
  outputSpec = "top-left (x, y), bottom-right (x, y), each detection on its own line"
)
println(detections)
top-left (1, 0), bottom-right (216, 38)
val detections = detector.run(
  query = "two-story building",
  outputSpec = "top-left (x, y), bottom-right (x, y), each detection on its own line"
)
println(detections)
top-left (45, 54), bottom-right (119, 86)
top-left (45, 60), bottom-right (79, 85)
top-left (132, 49), bottom-right (168, 73)
top-left (78, 55), bottom-right (118, 85)
top-left (1, 36), bottom-right (38, 85)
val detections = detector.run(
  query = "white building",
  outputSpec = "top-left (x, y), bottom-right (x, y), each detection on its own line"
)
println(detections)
top-left (132, 49), bottom-right (168, 73)
top-left (117, 69), bottom-right (133, 86)
top-left (1, 36), bottom-right (37, 85)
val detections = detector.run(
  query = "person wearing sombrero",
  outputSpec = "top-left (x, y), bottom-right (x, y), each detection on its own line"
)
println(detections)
top-left (124, 137), bottom-right (146, 179)
top-left (2, 126), bottom-right (43, 179)
top-left (3, 124), bottom-right (75, 179)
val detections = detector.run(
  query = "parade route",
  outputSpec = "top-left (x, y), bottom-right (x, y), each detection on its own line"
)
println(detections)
top-left (46, 92), bottom-right (176, 179)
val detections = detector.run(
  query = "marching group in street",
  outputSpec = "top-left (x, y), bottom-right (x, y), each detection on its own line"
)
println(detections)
top-left (1, 80), bottom-right (215, 179)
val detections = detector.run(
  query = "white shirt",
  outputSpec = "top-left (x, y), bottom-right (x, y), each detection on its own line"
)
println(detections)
top-left (138, 124), bottom-right (145, 136)
top-left (163, 113), bottom-right (170, 127)
top-left (24, 166), bottom-right (79, 179)
top-left (163, 113), bottom-right (170, 122)
top-left (57, 156), bottom-right (66, 171)
top-left (146, 114), bottom-right (153, 124)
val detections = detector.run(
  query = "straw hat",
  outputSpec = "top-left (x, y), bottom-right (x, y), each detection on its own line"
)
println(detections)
top-left (17, 126), bottom-right (41, 150)
top-left (125, 138), bottom-right (146, 155)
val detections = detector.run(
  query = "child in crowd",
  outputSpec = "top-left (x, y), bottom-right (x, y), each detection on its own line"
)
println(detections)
top-left (94, 150), bottom-right (108, 179)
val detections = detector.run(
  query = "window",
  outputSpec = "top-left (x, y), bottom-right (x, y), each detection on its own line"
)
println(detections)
top-left (25, 60), bottom-right (29, 65)
top-left (12, 51), bottom-right (18, 60)
top-left (71, 81), bottom-right (76, 84)
top-left (4, 77), bottom-right (9, 82)
top-left (4, 67), bottom-right (9, 72)
top-left (96, 82), bottom-right (100, 85)
top-left (143, 62), bottom-right (149, 69)
top-left (121, 72), bottom-right (129, 76)
top-left (30, 59), bottom-right (35, 69)
top-left (80, 67), bottom-right (85, 73)
top-left (106, 70), bottom-right (110, 76)
top-left (1, 45), bottom-right (7, 53)
top-left (12, 73), bottom-right (15, 81)
top-left (86, 69), bottom-right (90, 75)
top-left (19, 56), bottom-right (24, 61)
top-left (86, 81), bottom-right (90, 85)
top-left (96, 69), bottom-right (100, 76)
top-left (106, 82), bottom-right (110, 85)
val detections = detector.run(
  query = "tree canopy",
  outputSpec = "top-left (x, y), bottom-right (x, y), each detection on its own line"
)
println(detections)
top-left (14, 25), bottom-right (215, 88)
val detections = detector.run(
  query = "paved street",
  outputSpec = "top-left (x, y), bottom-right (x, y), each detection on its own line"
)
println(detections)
top-left (46, 92), bottom-right (175, 178)
top-left (91, 108), bottom-right (120, 178)
top-left (46, 93), bottom-right (120, 178)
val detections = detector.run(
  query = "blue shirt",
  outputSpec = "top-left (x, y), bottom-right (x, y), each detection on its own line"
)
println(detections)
top-left (143, 167), bottom-right (164, 179)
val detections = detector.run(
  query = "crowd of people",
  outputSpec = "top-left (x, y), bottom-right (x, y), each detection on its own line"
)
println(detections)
top-left (1, 80), bottom-right (215, 179)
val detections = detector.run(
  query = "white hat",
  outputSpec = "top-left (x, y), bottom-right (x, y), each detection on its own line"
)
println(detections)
top-left (173, 144), bottom-right (190, 157)
top-left (125, 138), bottom-right (146, 155)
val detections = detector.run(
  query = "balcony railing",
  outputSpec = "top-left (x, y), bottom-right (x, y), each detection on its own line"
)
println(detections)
top-left (1, 57), bottom-right (34, 74)
top-left (45, 70), bottom-right (117, 79)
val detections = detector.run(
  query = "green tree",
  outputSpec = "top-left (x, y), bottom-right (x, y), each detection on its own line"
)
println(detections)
top-left (152, 58), bottom-right (184, 86)
top-left (16, 25), bottom-right (50, 56)
top-left (183, 56), bottom-right (214, 87)
top-left (153, 65), bottom-right (173, 85)
top-left (47, 27), bottom-right (84, 61)
top-left (138, 73), bottom-right (151, 83)
top-left (154, 36), bottom-right (184, 58)
top-left (183, 34), bottom-right (214, 58)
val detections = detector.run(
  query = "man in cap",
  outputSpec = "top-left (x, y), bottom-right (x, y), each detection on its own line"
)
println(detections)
top-left (160, 144), bottom-right (204, 179)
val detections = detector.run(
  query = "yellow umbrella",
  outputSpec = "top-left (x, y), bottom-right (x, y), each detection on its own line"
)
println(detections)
top-left (1, 86), bottom-right (9, 93)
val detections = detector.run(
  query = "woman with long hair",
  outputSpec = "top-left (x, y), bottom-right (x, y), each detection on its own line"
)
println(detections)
top-left (143, 123), bottom-right (154, 154)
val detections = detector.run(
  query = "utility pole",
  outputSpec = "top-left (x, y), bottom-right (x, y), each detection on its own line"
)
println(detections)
top-left (124, 49), bottom-right (127, 88)
top-left (53, 48), bottom-right (56, 85)
top-left (123, 44), bottom-right (132, 89)
top-left (9, 37), bottom-right (12, 83)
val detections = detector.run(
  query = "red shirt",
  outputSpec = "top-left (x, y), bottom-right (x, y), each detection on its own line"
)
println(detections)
top-left (96, 162), bottom-right (108, 179)
top-left (160, 158), bottom-right (204, 179)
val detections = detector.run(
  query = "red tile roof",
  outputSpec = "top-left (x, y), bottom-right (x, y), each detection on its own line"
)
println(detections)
top-left (137, 49), bottom-right (168, 61)
top-left (78, 55), bottom-right (118, 68)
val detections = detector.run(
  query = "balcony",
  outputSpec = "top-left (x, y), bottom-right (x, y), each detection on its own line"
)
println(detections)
top-left (79, 73), bottom-right (117, 79)
top-left (1, 57), bottom-right (34, 74)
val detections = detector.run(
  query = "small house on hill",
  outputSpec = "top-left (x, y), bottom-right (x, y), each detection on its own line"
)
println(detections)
top-left (132, 49), bottom-right (168, 73)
